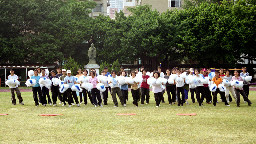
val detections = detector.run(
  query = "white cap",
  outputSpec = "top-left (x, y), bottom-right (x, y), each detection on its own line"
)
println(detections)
top-left (62, 69), bottom-right (66, 72)
top-left (67, 70), bottom-right (71, 74)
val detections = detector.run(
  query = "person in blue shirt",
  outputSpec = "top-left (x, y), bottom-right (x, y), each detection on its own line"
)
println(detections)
top-left (64, 70), bottom-right (79, 107)
top-left (31, 69), bottom-right (45, 106)
top-left (120, 71), bottom-right (128, 105)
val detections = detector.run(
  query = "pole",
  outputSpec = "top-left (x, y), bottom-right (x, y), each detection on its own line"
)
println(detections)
top-left (4, 68), bottom-right (6, 87)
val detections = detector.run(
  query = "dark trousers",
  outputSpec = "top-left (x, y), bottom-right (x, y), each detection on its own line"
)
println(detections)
top-left (32, 87), bottom-right (44, 105)
top-left (62, 91), bottom-right (68, 105)
top-left (203, 87), bottom-right (212, 103)
top-left (66, 88), bottom-right (79, 105)
top-left (42, 86), bottom-right (52, 104)
top-left (166, 85), bottom-right (176, 104)
top-left (243, 85), bottom-right (249, 98)
top-left (10, 87), bottom-right (23, 104)
top-left (102, 88), bottom-right (108, 105)
top-left (154, 92), bottom-right (163, 106)
top-left (80, 88), bottom-right (92, 105)
top-left (131, 89), bottom-right (140, 106)
top-left (176, 87), bottom-right (185, 106)
top-left (141, 87), bottom-right (150, 104)
top-left (235, 89), bottom-right (252, 106)
top-left (190, 88), bottom-right (196, 103)
top-left (196, 86), bottom-right (204, 106)
top-left (213, 88), bottom-right (228, 106)
top-left (51, 86), bottom-right (59, 104)
top-left (111, 87), bottom-right (124, 106)
top-left (57, 91), bottom-right (63, 102)
top-left (91, 88), bottom-right (102, 106)
top-left (121, 89), bottom-right (128, 104)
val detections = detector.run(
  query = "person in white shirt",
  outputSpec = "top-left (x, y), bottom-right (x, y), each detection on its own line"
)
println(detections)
top-left (152, 71), bottom-right (163, 107)
top-left (223, 69), bottom-right (236, 103)
top-left (188, 69), bottom-right (196, 103)
top-left (194, 69), bottom-right (204, 106)
top-left (158, 66), bottom-right (165, 103)
top-left (174, 70), bottom-right (185, 106)
top-left (8, 69), bottom-right (24, 105)
top-left (109, 71), bottom-right (124, 107)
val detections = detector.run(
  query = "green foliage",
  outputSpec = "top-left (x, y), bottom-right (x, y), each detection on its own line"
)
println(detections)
top-left (63, 57), bottom-right (81, 75)
top-left (99, 61), bottom-right (111, 73)
top-left (111, 59), bottom-right (121, 73)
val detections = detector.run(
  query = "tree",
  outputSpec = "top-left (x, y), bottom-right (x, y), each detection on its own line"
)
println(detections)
top-left (63, 57), bottom-right (81, 75)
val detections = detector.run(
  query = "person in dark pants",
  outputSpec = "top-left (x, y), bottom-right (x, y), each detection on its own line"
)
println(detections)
top-left (164, 69), bottom-right (176, 105)
top-left (109, 71), bottom-right (124, 107)
top-left (232, 70), bottom-right (252, 107)
top-left (31, 69), bottom-right (45, 106)
top-left (40, 69), bottom-right (52, 105)
top-left (50, 70), bottom-right (59, 106)
top-left (101, 71), bottom-right (109, 105)
top-left (64, 70), bottom-right (79, 107)
top-left (188, 68), bottom-right (196, 103)
top-left (104, 67), bottom-right (112, 93)
top-left (130, 71), bottom-right (140, 107)
top-left (203, 70), bottom-right (212, 103)
top-left (174, 70), bottom-right (185, 106)
top-left (56, 68), bottom-right (63, 104)
top-left (7, 69), bottom-right (24, 105)
top-left (194, 69), bottom-right (204, 106)
top-left (151, 71), bottom-right (163, 107)
top-left (89, 71), bottom-right (102, 107)
top-left (59, 69), bottom-right (68, 106)
top-left (212, 71), bottom-right (229, 106)
top-left (240, 67), bottom-right (250, 100)
top-left (80, 69), bottom-right (93, 105)
top-left (141, 69), bottom-right (150, 104)
top-left (158, 66), bottom-right (165, 103)
top-left (120, 71), bottom-right (129, 105)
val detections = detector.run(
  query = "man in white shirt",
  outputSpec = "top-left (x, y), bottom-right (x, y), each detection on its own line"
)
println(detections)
top-left (8, 69), bottom-right (24, 105)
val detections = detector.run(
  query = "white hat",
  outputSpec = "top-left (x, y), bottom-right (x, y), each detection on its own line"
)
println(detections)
top-left (62, 69), bottom-right (66, 72)
top-left (67, 70), bottom-right (71, 74)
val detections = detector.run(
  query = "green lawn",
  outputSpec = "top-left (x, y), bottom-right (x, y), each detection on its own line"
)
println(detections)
top-left (0, 91), bottom-right (255, 144)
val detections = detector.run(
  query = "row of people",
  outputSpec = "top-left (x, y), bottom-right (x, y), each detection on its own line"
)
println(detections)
top-left (6, 67), bottom-right (253, 107)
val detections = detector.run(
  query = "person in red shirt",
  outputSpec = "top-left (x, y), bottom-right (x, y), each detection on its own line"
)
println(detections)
top-left (141, 69), bottom-right (150, 104)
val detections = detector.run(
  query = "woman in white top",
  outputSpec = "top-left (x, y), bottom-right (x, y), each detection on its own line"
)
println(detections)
top-left (223, 69), bottom-right (236, 103)
top-left (194, 69), bottom-right (204, 106)
top-left (174, 70), bottom-right (185, 106)
top-left (152, 71), bottom-right (163, 107)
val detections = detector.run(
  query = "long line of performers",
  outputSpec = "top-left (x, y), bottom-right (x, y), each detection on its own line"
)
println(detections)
top-left (6, 66), bottom-right (253, 107)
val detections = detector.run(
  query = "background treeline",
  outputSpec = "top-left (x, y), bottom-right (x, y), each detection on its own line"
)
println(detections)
top-left (0, 0), bottom-right (255, 68)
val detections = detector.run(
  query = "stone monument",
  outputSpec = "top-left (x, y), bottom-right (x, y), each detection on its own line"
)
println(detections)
top-left (84, 43), bottom-right (100, 75)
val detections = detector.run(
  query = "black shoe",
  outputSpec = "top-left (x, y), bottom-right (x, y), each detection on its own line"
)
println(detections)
top-left (12, 103), bottom-right (16, 105)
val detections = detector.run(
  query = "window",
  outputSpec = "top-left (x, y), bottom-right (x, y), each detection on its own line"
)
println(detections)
top-left (168, 0), bottom-right (181, 7)
top-left (93, 4), bottom-right (103, 12)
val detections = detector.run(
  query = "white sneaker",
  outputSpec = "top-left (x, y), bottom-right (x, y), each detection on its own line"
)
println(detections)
top-left (43, 104), bottom-right (46, 106)
top-left (49, 102), bottom-right (52, 105)
top-left (19, 102), bottom-right (24, 105)
top-left (114, 106), bottom-right (118, 107)
top-left (186, 101), bottom-right (189, 104)
top-left (77, 104), bottom-right (80, 107)
top-left (69, 105), bottom-right (72, 107)
top-left (226, 105), bottom-right (230, 107)
top-left (123, 104), bottom-right (126, 107)
top-left (94, 105), bottom-right (97, 107)
top-left (59, 101), bottom-right (62, 105)
top-left (72, 103), bottom-right (75, 105)
top-left (100, 105), bottom-right (103, 107)
top-left (62, 104), bottom-right (65, 106)
top-left (156, 106), bottom-right (159, 108)
top-left (53, 104), bottom-right (57, 107)
top-left (146, 103), bottom-right (148, 105)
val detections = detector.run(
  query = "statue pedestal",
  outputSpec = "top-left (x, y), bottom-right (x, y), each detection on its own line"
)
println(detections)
top-left (84, 63), bottom-right (100, 75)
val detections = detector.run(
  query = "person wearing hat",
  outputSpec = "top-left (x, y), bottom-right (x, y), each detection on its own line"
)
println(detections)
top-left (7, 69), bottom-right (24, 105)
top-left (64, 70), bottom-right (79, 107)
top-left (49, 70), bottom-right (59, 106)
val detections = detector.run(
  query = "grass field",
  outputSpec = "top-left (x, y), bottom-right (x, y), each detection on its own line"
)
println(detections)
top-left (0, 91), bottom-right (256, 144)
